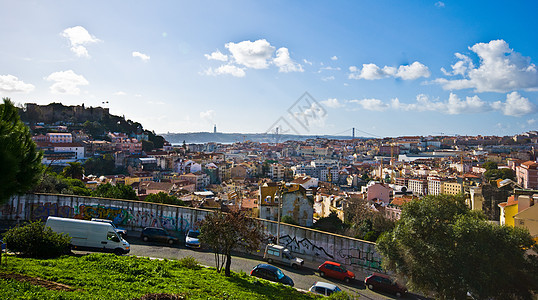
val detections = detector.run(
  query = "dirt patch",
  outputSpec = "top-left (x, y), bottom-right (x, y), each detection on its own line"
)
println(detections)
top-left (0, 271), bottom-right (76, 291)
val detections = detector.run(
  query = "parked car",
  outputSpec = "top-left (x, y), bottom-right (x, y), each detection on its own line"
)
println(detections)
top-left (317, 261), bottom-right (355, 283)
top-left (91, 218), bottom-right (127, 237)
top-left (309, 281), bottom-right (342, 296)
top-left (46, 216), bottom-right (130, 255)
top-left (250, 264), bottom-right (294, 287)
top-left (364, 273), bottom-right (407, 297)
top-left (185, 229), bottom-right (201, 248)
top-left (263, 244), bottom-right (304, 269)
top-left (140, 227), bottom-right (178, 245)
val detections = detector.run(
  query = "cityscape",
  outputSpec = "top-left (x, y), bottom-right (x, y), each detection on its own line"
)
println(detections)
top-left (1, 1), bottom-right (538, 300)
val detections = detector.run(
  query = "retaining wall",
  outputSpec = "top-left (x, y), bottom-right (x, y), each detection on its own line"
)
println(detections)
top-left (0, 193), bottom-right (382, 273)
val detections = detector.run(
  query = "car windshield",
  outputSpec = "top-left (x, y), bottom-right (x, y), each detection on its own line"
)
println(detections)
top-left (188, 231), bottom-right (200, 238)
top-left (275, 268), bottom-right (285, 280)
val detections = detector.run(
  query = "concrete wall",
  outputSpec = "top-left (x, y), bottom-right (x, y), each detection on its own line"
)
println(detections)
top-left (0, 193), bottom-right (382, 273)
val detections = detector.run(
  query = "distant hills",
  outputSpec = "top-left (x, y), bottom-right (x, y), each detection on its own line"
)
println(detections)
top-left (161, 132), bottom-right (358, 144)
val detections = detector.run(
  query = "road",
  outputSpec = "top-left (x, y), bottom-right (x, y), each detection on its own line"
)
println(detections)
top-left (122, 236), bottom-right (428, 300)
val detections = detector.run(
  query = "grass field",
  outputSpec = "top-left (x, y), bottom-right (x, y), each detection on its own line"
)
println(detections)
top-left (0, 253), bottom-right (330, 300)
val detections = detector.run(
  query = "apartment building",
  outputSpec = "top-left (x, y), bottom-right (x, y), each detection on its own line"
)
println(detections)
top-left (516, 161), bottom-right (538, 189)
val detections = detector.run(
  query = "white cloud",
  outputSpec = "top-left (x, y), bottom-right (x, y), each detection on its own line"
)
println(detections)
top-left (114, 91), bottom-right (127, 96)
top-left (435, 1), bottom-right (445, 8)
top-left (292, 102), bottom-right (327, 128)
top-left (225, 39), bottom-right (275, 69)
top-left (349, 62), bottom-right (429, 80)
top-left (274, 47), bottom-right (304, 73)
top-left (200, 110), bottom-right (216, 122)
top-left (321, 98), bottom-right (343, 108)
top-left (322, 76), bottom-right (335, 81)
top-left (331, 56), bottom-right (338, 61)
top-left (0, 75), bottom-right (35, 93)
top-left (395, 62), bottom-right (431, 80)
top-left (132, 51), bottom-right (150, 62)
top-left (44, 70), bottom-right (89, 95)
top-left (350, 98), bottom-right (389, 111)
top-left (319, 66), bottom-right (341, 73)
top-left (436, 40), bottom-right (538, 92)
top-left (492, 92), bottom-right (536, 116)
top-left (204, 65), bottom-right (246, 77)
top-left (204, 50), bottom-right (228, 61)
top-left (528, 119), bottom-right (536, 125)
top-left (303, 59), bottom-right (313, 65)
top-left (61, 26), bottom-right (101, 58)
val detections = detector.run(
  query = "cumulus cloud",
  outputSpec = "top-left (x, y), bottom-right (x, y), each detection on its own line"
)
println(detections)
top-left (351, 92), bottom-right (536, 117)
top-left (274, 47), bottom-right (304, 73)
top-left (114, 91), bottom-right (127, 96)
top-left (492, 92), bottom-right (536, 116)
top-left (45, 70), bottom-right (89, 95)
top-left (303, 59), bottom-right (313, 65)
top-left (204, 50), bottom-right (228, 61)
top-left (132, 51), bottom-right (150, 62)
top-left (350, 98), bottom-right (390, 111)
top-left (321, 98), bottom-right (343, 108)
top-left (225, 39), bottom-right (275, 69)
top-left (331, 56), bottom-right (338, 61)
top-left (200, 110), bottom-right (216, 122)
top-left (435, 40), bottom-right (538, 92)
top-left (204, 65), bottom-right (246, 77)
top-left (322, 76), bottom-right (335, 81)
top-left (0, 75), bottom-right (35, 93)
top-left (435, 1), bottom-right (445, 8)
top-left (349, 61), bottom-right (430, 80)
top-left (61, 26), bottom-right (101, 58)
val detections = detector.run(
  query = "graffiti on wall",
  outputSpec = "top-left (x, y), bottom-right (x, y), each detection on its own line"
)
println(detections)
top-left (1, 203), bottom-right (22, 218)
top-left (30, 203), bottom-right (74, 221)
top-left (337, 248), bottom-right (382, 271)
top-left (271, 234), bottom-right (335, 259)
top-left (130, 210), bottom-right (191, 232)
top-left (74, 205), bottom-right (131, 225)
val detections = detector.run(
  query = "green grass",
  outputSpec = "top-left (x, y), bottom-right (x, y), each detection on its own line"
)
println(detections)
top-left (0, 254), bottom-right (322, 300)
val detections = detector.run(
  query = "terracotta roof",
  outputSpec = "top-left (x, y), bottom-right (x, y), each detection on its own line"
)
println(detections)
top-left (498, 195), bottom-right (518, 208)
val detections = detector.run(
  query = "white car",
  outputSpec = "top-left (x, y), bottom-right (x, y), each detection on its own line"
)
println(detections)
top-left (309, 281), bottom-right (342, 296)
top-left (185, 229), bottom-right (201, 248)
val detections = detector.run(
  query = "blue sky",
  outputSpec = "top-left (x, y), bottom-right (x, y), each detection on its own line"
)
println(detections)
top-left (1, 1), bottom-right (538, 138)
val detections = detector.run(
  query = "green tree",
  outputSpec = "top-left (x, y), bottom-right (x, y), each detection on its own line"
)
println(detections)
top-left (377, 194), bottom-right (538, 299)
top-left (3, 220), bottom-right (71, 258)
top-left (312, 212), bottom-right (348, 234)
top-left (482, 161), bottom-right (498, 170)
top-left (61, 162), bottom-right (85, 180)
top-left (145, 192), bottom-right (185, 206)
top-left (32, 171), bottom-right (92, 196)
top-left (83, 154), bottom-right (117, 175)
top-left (199, 210), bottom-right (265, 277)
top-left (0, 98), bottom-right (43, 204)
top-left (142, 139), bottom-right (154, 152)
top-left (92, 183), bottom-right (137, 200)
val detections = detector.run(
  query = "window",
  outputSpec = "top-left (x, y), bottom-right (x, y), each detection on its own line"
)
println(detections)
top-left (315, 287), bottom-right (326, 295)
top-left (107, 232), bottom-right (120, 242)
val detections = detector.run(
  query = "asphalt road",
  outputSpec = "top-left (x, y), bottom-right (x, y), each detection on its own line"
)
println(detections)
top-left (120, 236), bottom-right (428, 300)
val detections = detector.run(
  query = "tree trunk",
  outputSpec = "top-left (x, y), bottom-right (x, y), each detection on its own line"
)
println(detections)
top-left (224, 252), bottom-right (232, 277)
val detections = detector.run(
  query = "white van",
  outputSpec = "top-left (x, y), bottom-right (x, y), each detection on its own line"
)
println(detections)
top-left (264, 244), bottom-right (304, 269)
top-left (46, 216), bottom-right (130, 255)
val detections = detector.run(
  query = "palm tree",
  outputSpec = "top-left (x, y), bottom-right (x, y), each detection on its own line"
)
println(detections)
top-left (61, 162), bottom-right (85, 180)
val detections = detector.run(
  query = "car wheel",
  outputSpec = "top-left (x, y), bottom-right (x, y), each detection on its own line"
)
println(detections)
top-left (114, 248), bottom-right (123, 256)
top-left (292, 264), bottom-right (299, 270)
top-left (267, 258), bottom-right (273, 264)
top-left (368, 284), bottom-right (374, 290)
top-left (344, 277), bottom-right (351, 283)
top-left (142, 236), bottom-right (149, 242)
top-left (168, 239), bottom-right (175, 245)
top-left (396, 292), bottom-right (402, 298)
top-left (319, 271), bottom-right (325, 277)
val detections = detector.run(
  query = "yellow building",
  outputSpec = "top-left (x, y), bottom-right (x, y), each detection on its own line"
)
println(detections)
top-left (442, 181), bottom-right (463, 195)
top-left (513, 195), bottom-right (538, 241)
top-left (498, 196), bottom-right (518, 227)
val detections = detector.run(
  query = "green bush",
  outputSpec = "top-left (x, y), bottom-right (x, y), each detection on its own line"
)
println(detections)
top-left (177, 256), bottom-right (201, 270)
top-left (2, 220), bottom-right (71, 258)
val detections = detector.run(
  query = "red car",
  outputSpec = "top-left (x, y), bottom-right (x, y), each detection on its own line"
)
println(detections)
top-left (364, 273), bottom-right (407, 297)
top-left (317, 261), bottom-right (355, 283)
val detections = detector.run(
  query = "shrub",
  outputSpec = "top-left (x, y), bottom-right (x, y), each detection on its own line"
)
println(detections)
top-left (2, 220), bottom-right (71, 258)
top-left (177, 256), bottom-right (200, 270)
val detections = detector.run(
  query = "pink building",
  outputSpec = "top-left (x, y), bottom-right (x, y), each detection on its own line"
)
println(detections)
top-left (516, 161), bottom-right (538, 189)
top-left (46, 132), bottom-right (72, 143)
top-left (367, 182), bottom-right (393, 205)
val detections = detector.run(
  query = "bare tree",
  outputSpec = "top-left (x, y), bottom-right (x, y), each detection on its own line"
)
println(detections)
top-left (200, 210), bottom-right (265, 276)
